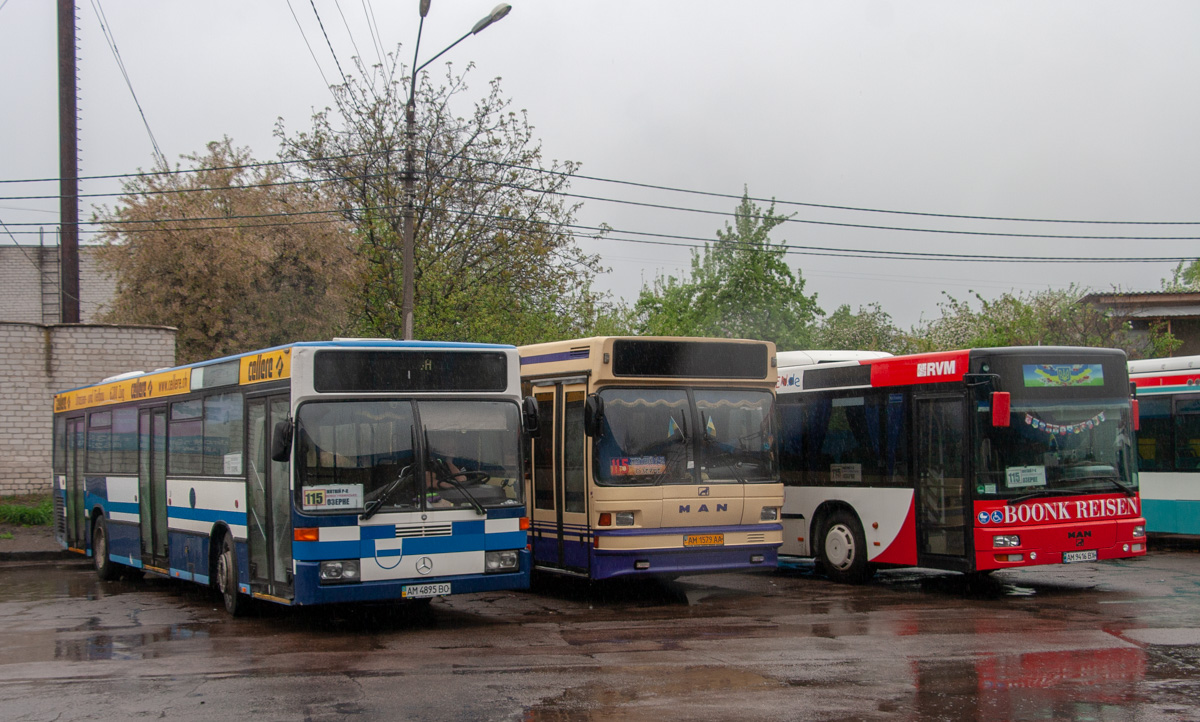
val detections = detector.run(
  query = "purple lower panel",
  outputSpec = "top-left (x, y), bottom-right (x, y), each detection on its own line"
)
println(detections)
top-left (590, 545), bottom-right (778, 581)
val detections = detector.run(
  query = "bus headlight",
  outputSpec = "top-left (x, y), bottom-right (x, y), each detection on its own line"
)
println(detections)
top-left (615, 511), bottom-right (635, 526)
top-left (993, 535), bottom-right (1021, 548)
top-left (760, 507), bottom-right (780, 522)
top-left (485, 550), bottom-right (519, 573)
top-left (1132, 524), bottom-right (1145, 538)
top-left (319, 560), bottom-right (361, 584)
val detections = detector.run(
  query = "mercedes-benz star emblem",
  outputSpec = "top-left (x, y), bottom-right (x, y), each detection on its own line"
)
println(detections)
top-left (416, 557), bottom-right (433, 575)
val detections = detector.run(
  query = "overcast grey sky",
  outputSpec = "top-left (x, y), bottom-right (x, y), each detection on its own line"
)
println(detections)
top-left (3, 1), bottom-right (1198, 330)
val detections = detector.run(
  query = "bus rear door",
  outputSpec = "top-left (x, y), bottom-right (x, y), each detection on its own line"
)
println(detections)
top-left (138, 406), bottom-right (169, 569)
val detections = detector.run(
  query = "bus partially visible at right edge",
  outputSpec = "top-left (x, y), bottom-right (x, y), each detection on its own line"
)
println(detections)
top-left (776, 346), bottom-right (1146, 582)
top-left (1128, 354), bottom-right (1200, 536)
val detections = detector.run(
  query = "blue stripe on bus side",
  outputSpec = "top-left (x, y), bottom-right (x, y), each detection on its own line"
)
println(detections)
top-left (520, 349), bottom-right (589, 366)
top-left (360, 525), bottom-right (395, 540)
top-left (400, 534), bottom-right (485, 556)
top-left (168, 506), bottom-right (248, 525)
top-left (104, 500), bottom-right (139, 517)
top-left (454, 520), bottom-right (485, 535)
top-left (293, 540), bottom-right (361, 561)
top-left (484, 530), bottom-right (528, 550)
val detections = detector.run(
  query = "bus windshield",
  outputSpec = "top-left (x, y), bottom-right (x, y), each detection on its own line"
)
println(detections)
top-left (296, 400), bottom-right (523, 513)
top-left (976, 399), bottom-right (1137, 499)
top-left (594, 388), bottom-right (776, 485)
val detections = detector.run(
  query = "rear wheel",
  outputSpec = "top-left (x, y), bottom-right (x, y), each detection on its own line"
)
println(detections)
top-left (818, 510), bottom-right (873, 584)
top-left (216, 535), bottom-right (246, 616)
top-left (92, 516), bottom-right (120, 581)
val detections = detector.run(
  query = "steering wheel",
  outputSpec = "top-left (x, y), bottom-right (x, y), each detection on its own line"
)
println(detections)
top-left (432, 457), bottom-right (490, 487)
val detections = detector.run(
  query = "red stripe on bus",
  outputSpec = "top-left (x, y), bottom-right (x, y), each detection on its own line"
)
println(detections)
top-left (1132, 373), bottom-right (1200, 388)
top-left (871, 494), bottom-right (918, 565)
top-left (867, 350), bottom-right (970, 388)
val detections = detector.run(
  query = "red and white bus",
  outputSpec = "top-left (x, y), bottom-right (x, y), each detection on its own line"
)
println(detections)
top-left (776, 347), bottom-right (1146, 582)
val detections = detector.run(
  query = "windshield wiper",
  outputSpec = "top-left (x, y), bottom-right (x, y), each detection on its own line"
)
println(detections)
top-left (424, 429), bottom-right (486, 516)
top-left (361, 465), bottom-right (414, 521)
top-left (1069, 475), bottom-right (1137, 497)
top-left (1007, 488), bottom-right (1092, 505)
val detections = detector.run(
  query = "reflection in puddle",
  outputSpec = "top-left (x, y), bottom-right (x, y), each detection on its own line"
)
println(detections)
top-left (523, 666), bottom-right (777, 721)
top-left (916, 646), bottom-right (1146, 718)
top-left (54, 625), bottom-right (210, 662)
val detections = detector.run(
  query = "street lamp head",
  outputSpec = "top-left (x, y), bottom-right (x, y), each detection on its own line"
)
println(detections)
top-left (471, 3), bottom-right (512, 34)
top-left (419, 0), bottom-right (431, 18)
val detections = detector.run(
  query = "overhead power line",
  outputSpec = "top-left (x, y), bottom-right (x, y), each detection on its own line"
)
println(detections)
top-left (89, 0), bottom-right (166, 166)
top-left (6, 149), bottom-right (1200, 228)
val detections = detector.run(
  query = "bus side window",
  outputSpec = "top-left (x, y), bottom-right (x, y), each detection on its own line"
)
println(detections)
top-left (1138, 397), bottom-right (1173, 472)
top-left (1174, 397), bottom-right (1200, 471)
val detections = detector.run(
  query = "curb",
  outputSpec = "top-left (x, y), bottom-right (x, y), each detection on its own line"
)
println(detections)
top-left (0, 550), bottom-right (79, 563)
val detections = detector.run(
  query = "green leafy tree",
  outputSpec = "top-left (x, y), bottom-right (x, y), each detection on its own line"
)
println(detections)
top-left (276, 55), bottom-right (608, 345)
top-left (632, 191), bottom-right (821, 348)
top-left (815, 302), bottom-right (911, 353)
top-left (909, 285), bottom-right (1178, 358)
top-left (94, 139), bottom-right (361, 364)
top-left (1163, 260), bottom-right (1200, 291)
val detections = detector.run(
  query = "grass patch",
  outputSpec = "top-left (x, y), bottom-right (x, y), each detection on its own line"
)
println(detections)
top-left (0, 495), bottom-right (53, 526)
top-left (0, 532), bottom-right (12, 540)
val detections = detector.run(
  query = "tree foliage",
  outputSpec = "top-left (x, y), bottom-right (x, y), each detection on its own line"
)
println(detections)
top-left (94, 139), bottom-right (361, 364)
top-left (815, 303), bottom-right (912, 353)
top-left (909, 286), bottom-right (1178, 358)
top-left (631, 191), bottom-right (820, 348)
top-left (275, 55), bottom-right (608, 345)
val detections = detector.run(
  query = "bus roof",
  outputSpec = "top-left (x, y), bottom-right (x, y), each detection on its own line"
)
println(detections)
top-left (1129, 354), bottom-right (1200, 375)
top-left (55, 339), bottom-right (515, 396)
top-left (778, 346), bottom-right (1128, 392)
top-left (518, 336), bottom-right (777, 383)
top-left (776, 350), bottom-right (892, 368)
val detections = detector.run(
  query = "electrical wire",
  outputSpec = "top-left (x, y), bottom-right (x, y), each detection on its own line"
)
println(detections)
top-left (89, 0), bottom-right (166, 167)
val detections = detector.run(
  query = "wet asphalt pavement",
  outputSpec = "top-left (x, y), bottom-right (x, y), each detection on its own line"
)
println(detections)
top-left (2, 547), bottom-right (1199, 721)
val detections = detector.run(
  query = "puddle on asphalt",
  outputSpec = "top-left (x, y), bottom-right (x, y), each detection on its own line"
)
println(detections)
top-left (523, 665), bottom-right (778, 721)
top-left (53, 625), bottom-right (210, 662)
top-left (914, 647), bottom-right (1148, 718)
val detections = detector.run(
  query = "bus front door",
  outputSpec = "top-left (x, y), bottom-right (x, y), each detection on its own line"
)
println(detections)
top-left (530, 383), bottom-right (590, 576)
top-left (65, 417), bottom-right (85, 552)
top-left (914, 395), bottom-right (969, 569)
top-left (247, 395), bottom-right (294, 601)
top-left (138, 407), bottom-right (169, 568)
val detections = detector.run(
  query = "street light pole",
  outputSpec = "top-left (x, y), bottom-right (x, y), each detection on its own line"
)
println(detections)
top-left (400, 2), bottom-right (513, 340)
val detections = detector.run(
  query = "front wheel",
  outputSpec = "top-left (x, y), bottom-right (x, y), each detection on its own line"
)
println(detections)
top-left (216, 535), bottom-right (246, 616)
top-left (818, 510), bottom-right (873, 584)
top-left (92, 516), bottom-right (120, 581)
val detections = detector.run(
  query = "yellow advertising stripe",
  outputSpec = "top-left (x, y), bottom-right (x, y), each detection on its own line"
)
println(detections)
top-left (53, 367), bottom-right (192, 413)
top-left (240, 348), bottom-right (292, 385)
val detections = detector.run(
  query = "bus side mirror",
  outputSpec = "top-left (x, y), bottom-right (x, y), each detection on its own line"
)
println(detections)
top-left (522, 396), bottom-right (540, 438)
top-left (991, 392), bottom-right (1011, 427)
top-left (583, 394), bottom-right (604, 437)
top-left (271, 418), bottom-right (294, 462)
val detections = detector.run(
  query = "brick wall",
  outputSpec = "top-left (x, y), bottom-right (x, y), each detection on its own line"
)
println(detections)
top-left (0, 246), bottom-right (114, 324)
top-left (0, 322), bottom-right (175, 497)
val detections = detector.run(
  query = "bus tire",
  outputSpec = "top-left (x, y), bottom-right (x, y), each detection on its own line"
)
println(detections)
top-left (92, 516), bottom-right (120, 581)
top-left (216, 534), bottom-right (246, 617)
top-left (819, 510), bottom-right (873, 584)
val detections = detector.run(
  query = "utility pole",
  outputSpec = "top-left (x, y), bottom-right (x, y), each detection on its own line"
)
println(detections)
top-left (58, 0), bottom-right (81, 323)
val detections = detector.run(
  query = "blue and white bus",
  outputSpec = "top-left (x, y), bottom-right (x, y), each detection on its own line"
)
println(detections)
top-left (53, 339), bottom-right (534, 615)
top-left (1129, 354), bottom-right (1200, 536)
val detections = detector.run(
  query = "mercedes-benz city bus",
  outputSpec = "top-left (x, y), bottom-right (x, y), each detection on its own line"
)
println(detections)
top-left (53, 339), bottom-right (535, 614)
